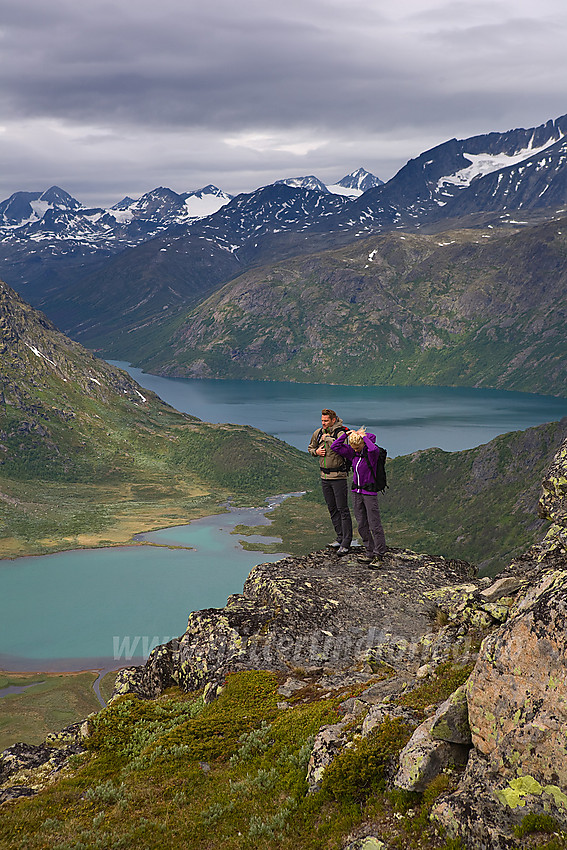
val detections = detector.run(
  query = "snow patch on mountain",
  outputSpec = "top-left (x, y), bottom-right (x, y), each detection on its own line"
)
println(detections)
top-left (438, 137), bottom-right (562, 191)
top-left (275, 176), bottom-right (329, 193)
top-left (24, 342), bottom-right (57, 368)
top-left (326, 183), bottom-right (363, 198)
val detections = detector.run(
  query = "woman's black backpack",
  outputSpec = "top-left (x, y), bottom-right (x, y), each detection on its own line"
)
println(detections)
top-left (362, 444), bottom-right (388, 493)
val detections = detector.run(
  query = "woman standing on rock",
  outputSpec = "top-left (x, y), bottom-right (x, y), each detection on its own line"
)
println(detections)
top-left (331, 427), bottom-right (387, 569)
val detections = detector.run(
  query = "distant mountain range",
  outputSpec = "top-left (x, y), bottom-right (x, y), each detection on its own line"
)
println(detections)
top-left (0, 168), bottom-right (382, 250)
top-left (1, 114), bottom-right (567, 394)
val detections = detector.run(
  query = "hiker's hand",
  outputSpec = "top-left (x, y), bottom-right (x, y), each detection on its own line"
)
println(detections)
top-left (316, 445), bottom-right (326, 456)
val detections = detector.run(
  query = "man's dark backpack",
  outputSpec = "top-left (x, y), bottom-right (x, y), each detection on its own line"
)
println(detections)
top-left (362, 444), bottom-right (388, 494)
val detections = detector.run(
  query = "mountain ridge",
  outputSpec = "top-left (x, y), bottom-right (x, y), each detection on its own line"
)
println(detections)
top-left (132, 216), bottom-right (567, 396)
top-left (2, 113), bottom-right (567, 378)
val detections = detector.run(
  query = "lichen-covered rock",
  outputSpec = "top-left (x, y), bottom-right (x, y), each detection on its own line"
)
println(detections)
top-left (430, 684), bottom-right (471, 745)
top-left (114, 548), bottom-right (476, 701)
top-left (478, 576), bottom-right (526, 603)
top-left (467, 568), bottom-right (567, 783)
top-left (344, 838), bottom-right (386, 850)
top-left (361, 704), bottom-right (417, 738)
top-left (306, 719), bottom-right (351, 793)
top-left (0, 739), bottom-right (84, 803)
top-left (307, 702), bottom-right (417, 794)
top-left (433, 436), bottom-right (567, 847)
top-left (394, 711), bottom-right (469, 792)
top-left (539, 438), bottom-right (567, 529)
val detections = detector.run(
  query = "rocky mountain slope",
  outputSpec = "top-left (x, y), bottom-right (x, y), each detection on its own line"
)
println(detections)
top-left (136, 216), bottom-right (567, 396)
top-left (348, 114), bottom-right (567, 227)
top-left (0, 169), bottom-right (376, 310)
top-left (0, 280), bottom-right (314, 557)
top-left (2, 433), bottom-right (567, 849)
top-left (3, 115), bottom-right (567, 360)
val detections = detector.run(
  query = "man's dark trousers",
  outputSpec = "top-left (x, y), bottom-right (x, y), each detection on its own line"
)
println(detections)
top-left (321, 478), bottom-right (352, 548)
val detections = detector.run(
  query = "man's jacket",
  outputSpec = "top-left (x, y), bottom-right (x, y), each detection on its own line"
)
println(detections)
top-left (308, 418), bottom-right (350, 479)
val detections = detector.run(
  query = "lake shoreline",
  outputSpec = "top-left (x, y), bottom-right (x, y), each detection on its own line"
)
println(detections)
top-left (0, 495), bottom-right (299, 672)
top-left (0, 492), bottom-right (301, 563)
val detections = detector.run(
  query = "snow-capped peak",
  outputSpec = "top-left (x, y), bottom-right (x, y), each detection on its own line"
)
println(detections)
top-left (326, 168), bottom-right (384, 198)
top-left (183, 185), bottom-right (233, 219)
top-left (274, 175), bottom-right (329, 193)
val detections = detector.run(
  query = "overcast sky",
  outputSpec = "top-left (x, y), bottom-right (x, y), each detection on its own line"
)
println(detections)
top-left (1, 0), bottom-right (566, 207)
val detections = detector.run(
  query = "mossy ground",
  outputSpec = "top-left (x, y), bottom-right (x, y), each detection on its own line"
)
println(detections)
top-left (0, 671), bottom-right (477, 850)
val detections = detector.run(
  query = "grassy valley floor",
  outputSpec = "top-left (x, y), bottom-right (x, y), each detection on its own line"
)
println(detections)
top-left (0, 672), bottom-right (118, 751)
top-left (0, 474), bottom-right (231, 560)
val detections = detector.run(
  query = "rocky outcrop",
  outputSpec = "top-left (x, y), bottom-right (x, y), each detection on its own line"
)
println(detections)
top-left (431, 436), bottom-right (567, 848)
top-left (113, 548), bottom-right (478, 702)
top-left (395, 685), bottom-right (471, 793)
top-left (0, 723), bottom-right (87, 804)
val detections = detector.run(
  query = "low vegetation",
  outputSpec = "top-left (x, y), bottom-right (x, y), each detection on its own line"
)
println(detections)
top-left (0, 670), bottom-right (484, 850)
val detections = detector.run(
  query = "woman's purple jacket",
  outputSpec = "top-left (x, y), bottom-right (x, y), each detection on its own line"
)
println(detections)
top-left (330, 432), bottom-right (381, 495)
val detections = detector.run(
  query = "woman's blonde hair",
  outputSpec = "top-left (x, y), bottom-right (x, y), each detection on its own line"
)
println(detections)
top-left (348, 432), bottom-right (364, 450)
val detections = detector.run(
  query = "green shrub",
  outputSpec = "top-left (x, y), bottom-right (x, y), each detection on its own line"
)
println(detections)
top-left (514, 812), bottom-right (561, 838)
top-left (83, 780), bottom-right (127, 805)
top-left (320, 716), bottom-right (412, 803)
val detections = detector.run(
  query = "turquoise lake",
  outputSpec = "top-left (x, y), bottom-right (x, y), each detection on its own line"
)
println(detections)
top-left (1, 371), bottom-right (565, 670)
top-left (0, 501), bottom-right (289, 671)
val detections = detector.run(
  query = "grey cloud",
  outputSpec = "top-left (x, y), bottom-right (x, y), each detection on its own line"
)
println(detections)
top-left (0, 0), bottom-right (565, 205)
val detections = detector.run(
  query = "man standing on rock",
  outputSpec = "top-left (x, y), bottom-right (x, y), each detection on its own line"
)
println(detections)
top-left (308, 409), bottom-right (353, 555)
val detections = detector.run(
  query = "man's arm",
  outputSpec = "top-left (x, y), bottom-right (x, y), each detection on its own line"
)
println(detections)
top-left (308, 430), bottom-right (322, 457)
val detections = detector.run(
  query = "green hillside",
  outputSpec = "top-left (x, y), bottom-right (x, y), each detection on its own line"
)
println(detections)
top-left (136, 218), bottom-right (567, 396)
top-left (0, 281), bottom-right (315, 558)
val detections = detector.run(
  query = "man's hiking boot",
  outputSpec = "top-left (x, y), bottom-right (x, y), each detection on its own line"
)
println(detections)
top-left (328, 541), bottom-right (341, 549)
top-left (336, 546), bottom-right (350, 556)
